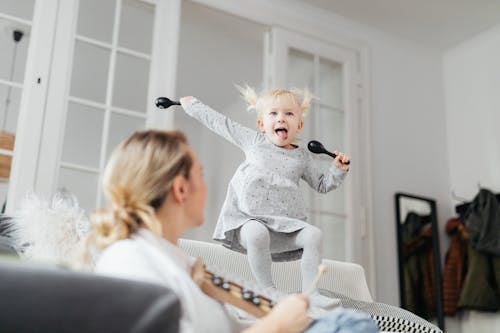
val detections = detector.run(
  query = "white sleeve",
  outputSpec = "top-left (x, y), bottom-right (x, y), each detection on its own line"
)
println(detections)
top-left (301, 151), bottom-right (347, 193)
top-left (183, 99), bottom-right (260, 150)
top-left (94, 242), bottom-right (166, 286)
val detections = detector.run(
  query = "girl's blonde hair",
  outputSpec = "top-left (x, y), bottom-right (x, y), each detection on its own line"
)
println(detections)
top-left (237, 85), bottom-right (314, 117)
top-left (83, 130), bottom-right (192, 262)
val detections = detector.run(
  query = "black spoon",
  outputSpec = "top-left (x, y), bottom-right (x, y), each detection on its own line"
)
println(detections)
top-left (308, 140), bottom-right (350, 165)
top-left (155, 97), bottom-right (181, 109)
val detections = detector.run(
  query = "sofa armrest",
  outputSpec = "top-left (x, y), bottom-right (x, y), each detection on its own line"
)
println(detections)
top-left (179, 238), bottom-right (373, 302)
top-left (270, 258), bottom-right (373, 302)
top-left (317, 259), bottom-right (373, 302)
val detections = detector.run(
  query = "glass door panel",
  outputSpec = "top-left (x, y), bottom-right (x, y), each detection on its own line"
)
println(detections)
top-left (118, 0), bottom-right (154, 53)
top-left (0, 85), bottom-right (22, 133)
top-left (0, 21), bottom-right (30, 83)
top-left (61, 103), bottom-right (105, 168)
top-left (0, 0), bottom-right (34, 19)
top-left (57, 0), bottom-right (155, 210)
top-left (112, 52), bottom-right (150, 111)
top-left (288, 48), bottom-right (314, 89)
top-left (57, 168), bottom-right (99, 212)
top-left (76, 0), bottom-right (116, 43)
top-left (106, 112), bottom-right (145, 161)
top-left (317, 106), bottom-right (344, 150)
top-left (70, 41), bottom-right (110, 103)
top-left (319, 58), bottom-right (343, 108)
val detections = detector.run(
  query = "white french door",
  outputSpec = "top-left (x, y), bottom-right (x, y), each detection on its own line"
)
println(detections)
top-left (56, 0), bottom-right (156, 210)
top-left (266, 27), bottom-right (368, 265)
top-left (50, 0), bottom-right (179, 211)
top-left (7, 0), bottom-right (180, 213)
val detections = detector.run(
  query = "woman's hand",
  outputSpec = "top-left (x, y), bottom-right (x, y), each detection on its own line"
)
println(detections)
top-left (333, 150), bottom-right (350, 172)
top-left (244, 294), bottom-right (311, 333)
top-left (180, 96), bottom-right (195, 107)
top-left (269, 294), bottom-right (311, 332)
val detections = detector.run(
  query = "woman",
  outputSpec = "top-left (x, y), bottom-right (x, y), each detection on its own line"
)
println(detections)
top-left (85, 129), bottom-right (377, 333)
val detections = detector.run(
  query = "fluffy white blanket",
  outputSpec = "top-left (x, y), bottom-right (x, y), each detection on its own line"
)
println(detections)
top-left (10, 189), bottom-right (90, 267)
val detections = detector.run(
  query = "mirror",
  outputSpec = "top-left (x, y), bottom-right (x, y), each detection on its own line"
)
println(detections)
top-left (395, 193), bottom-right (444, 330)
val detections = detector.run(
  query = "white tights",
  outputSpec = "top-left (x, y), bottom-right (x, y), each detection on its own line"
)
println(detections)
top-left (239, 220), bottom-right (339, 308)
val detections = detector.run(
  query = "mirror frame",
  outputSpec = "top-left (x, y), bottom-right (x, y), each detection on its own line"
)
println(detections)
top-left (394, 192), bottom-right (444, 330)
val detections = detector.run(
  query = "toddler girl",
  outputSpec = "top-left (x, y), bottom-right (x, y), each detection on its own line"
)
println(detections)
top-left (180, 86), bottom-right (350, 308)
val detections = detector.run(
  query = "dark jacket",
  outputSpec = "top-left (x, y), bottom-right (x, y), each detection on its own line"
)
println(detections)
top-left (464, 189), bottom-right (500, 255)
top-left (457, 244), bottom-right (500, 311)
top-left (457, 189), bottom-right (500, 310)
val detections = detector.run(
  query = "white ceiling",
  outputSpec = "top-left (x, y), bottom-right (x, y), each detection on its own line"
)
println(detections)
top-left (300, 0), bottom-right (500, 50)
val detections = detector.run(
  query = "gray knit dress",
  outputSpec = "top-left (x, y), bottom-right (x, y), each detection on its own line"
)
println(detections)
top-left (184, 99), bottom-right (347, 261)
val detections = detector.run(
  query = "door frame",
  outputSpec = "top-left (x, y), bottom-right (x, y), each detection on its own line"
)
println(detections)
top-left (7, 0), bottom-right (59, 212)
top-left (267, 25), bottom-right (372, 276)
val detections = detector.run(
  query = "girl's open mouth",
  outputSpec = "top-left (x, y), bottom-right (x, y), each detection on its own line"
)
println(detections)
top-left (275, 128), bottom-right (288, 140)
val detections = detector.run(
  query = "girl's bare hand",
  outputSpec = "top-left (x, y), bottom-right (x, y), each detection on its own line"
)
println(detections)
top-left (333, 150), bottom-right (350, 171)
top-left (180, 96), bottom-right (195, 107)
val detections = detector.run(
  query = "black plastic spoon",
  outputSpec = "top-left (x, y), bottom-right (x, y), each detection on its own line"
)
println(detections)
top-left (308, 140), bottom-right (350, 165)
top-left (155, 97), bottom-right (181, 109)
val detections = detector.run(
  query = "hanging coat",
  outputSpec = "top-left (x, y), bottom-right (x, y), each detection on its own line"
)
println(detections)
top-left (442, 218), bottom-right (468, 316)
top-left (463, 188), bottom-right (500, 255)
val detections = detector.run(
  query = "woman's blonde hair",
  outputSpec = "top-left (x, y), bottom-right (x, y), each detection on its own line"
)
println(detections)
top-left (83, 130), bottom-right (192, 262)
top-left (236, 84), bottom-right (314, 117)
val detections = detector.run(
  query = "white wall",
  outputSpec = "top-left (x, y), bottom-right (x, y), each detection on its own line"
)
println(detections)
top-left (175, 1), bottom-right (267, 241)
top-left (369, 35), bottom-right (450, 306)
top-left (180, 4), bottom-right (500, 332)
top-left (178, 0), bottom-right (451, 308)
top-left (444, 24), bottom-right (500, 200)
top-left (443, 23), bottom-right (500, 333)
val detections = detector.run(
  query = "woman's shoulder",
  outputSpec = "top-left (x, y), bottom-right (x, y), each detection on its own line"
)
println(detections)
top-left (94, 238), bottom-right (169, 286)
top-left (94, 238), bottom-right (141, 270)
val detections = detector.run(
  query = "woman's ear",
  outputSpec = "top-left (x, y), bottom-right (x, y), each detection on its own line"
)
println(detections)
top-left (170, 175), bottom-right (188, 203)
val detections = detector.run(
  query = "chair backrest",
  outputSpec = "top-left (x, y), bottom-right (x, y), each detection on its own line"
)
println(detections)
top-left (179, 238), bottom-right (373, 302)
top-left (0, 258), bottom-right (180, 333)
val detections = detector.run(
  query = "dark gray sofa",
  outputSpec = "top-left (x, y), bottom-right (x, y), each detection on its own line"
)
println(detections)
top-left (0, 257), bottom-right (180, 333)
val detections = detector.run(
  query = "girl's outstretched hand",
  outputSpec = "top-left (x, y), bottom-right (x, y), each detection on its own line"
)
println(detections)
top-left (333, 151), bottom-right (350, 172)
top-left (180, 96), bottom-right (195, 107)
